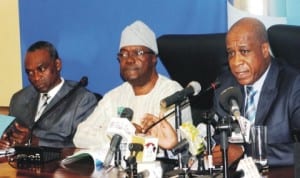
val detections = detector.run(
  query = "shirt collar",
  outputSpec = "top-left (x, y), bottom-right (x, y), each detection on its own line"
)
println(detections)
top-left (245, 64), bottom-right (271, 92)
top-left (40, 77), bottom-right (65, 101)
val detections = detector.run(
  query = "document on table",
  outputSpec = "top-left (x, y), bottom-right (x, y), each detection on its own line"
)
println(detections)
top-left (0, 114), bottom-right (16, 157)
top-left (0, 114), bottom-right (15, 136)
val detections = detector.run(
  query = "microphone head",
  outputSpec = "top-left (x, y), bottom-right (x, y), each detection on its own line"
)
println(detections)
top-left (79, 76), bottom-right (88, 87)
top-left (128, 143), bottom-right (143, 152)
top-left (188, 81), bottom-right (201, 96)
top-left (119, 107), bottom-right (134, 121)
top-left (137, 170), bottom-right (150, 178)
top-left (103, 134), bottom-right (122, 167)
top-left (171, 138), bottom-right (189, 155)
top-left (219, 86), bottom-right (243, 113)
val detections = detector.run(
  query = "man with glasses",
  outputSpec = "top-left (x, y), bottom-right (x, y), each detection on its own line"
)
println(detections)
top-left (74, 20), bottom-right (192, 159)
top-left (0, 41), bottom-right (98, 148)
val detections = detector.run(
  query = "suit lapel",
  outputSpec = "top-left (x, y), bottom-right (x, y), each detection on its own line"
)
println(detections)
top-left (42, 82), bottom-right (71, 115)
top-left (27, 91), bottom-right (40, 127)
top-left (255, 60), bottom-right (279, 125)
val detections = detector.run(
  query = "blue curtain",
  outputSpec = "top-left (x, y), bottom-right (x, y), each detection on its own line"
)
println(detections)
top-left (19, 0), bottom-right (227, 94)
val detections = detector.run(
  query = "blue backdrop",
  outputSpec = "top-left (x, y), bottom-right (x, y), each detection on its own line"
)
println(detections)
top-left (19, 0), bottom-right (227, 95)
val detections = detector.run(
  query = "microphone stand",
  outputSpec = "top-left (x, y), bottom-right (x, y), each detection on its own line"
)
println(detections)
top-left (165, 102), bottom-right (191, 178)
top-left (216, 116), bottom-right (232, 178)
top-left (174, 103), bottom-right (184, 169)
top-left (205, 113), bottom-right (214, 176)
top-left (124, 143), bottom-right (143, 178)
top-left (114, 147), bottom-right (122, 168)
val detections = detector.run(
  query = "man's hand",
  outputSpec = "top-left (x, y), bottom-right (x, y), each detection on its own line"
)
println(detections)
top-left (0, 133), bottom-right (11, 149)
top-left (10, 122), bottom-right (31, 145)
top-left (132, 123), bottom-right (143, 134)
top-left (141, 113), bottom-right (178, 149)
top-left (30, 134), bottom-right (40, 146)
top-left (0, 122), bottom-right (32, 149)
top-left (212, 144), bottom-right (244, 166)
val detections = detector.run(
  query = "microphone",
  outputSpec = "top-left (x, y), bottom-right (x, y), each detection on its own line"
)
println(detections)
top-left (103, 134), bottom-right (123, 167)
top-left (79, 76), bottom-right (88, 87)
top-left (143, 82), bottom-right (220, 134)
top-left (160, 81), bottom-right (201, 108)
top-left (171, 138), bottom-right (189, 155)
top-left (219, 87), bottom-right (252, 143)
top-left (105, 107), bottom-right (135, 167)
top-left (106, 107), bottom-right (135, 140)
top-left (219, 86), bottom-right (243, 120)
top-left (174, 122), bottom-right (206, 156)
top-left (128, 143), bottom-right (143, 152)
top-left (204, 80), bottom-right (221, 92)
top-left (119, 107), bottom-right (133, 121)
top-left (137, 170), bottom-right (150, 178)
top-left (231, 170), bottom-right (244, 178)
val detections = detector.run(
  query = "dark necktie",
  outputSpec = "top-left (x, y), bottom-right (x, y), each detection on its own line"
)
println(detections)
top-left (245, 86), bottom-right (257, 123)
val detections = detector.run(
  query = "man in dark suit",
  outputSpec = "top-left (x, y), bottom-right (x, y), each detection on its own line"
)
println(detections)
top-left (0, 41), bottom-right (98, 148)
top-left (213, 17), bottom-right (300, 166)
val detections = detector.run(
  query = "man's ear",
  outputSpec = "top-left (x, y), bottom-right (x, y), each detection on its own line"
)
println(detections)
top-left (262, 42), bottom-right (270, 58)
top-left (55, 58), bottom-right (62, 71)
top-left (151, 55), bottom-right (157, 66)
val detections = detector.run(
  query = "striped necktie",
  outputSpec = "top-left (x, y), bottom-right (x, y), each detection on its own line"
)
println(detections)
top-left (35, 93), bottom-right (49, 121)
top-left (245, 86), bottom-right (257, 123)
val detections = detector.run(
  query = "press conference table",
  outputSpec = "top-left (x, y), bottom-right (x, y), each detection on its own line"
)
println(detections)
top-left (0, 148), bottom-right (294, 178)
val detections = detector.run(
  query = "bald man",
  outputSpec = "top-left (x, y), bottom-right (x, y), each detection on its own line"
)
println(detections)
top-left (213, 17), bottom-right (300, 166)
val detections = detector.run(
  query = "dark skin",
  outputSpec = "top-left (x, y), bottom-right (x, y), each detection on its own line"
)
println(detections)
top-left (212, 17), bottom-right (271, 165)
top-left (118, 45), bottom-right (178, 149)
top-left (0, 49), bottom-right (62, 149)
top-left (119, 46), bottom-right (158, 95)
top-left (226, 18), bottom-right (270, 86)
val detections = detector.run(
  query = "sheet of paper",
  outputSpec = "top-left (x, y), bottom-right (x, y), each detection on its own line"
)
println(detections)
top-left (0, 114), bottom-right (15, 136)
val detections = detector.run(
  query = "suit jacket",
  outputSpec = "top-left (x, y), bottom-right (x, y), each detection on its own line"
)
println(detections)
top-left (213, 58), bottom-right (300, 166)
top-left (8, 80), bottom-right (98, 148)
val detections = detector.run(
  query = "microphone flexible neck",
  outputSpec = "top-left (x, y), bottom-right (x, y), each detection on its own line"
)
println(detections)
top-left (143, 100), bottom-right (189, 134)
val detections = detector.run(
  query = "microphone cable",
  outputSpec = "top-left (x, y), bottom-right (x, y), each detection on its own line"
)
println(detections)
top-left (143, 80), bottom-right (220, 134)
top-left (143, 100), bottom-right (189, 134)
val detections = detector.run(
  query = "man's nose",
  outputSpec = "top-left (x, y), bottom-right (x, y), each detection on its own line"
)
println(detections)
top-left (230, 53), bottom-right (243, 66)
top-left (30, 71), bottom-right (42, 81)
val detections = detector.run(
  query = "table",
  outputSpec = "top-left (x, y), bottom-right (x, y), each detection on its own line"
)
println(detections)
top-left (0, 148), bottom-right (95, 178)
top-left (0, 148), bottom-right (295, 178)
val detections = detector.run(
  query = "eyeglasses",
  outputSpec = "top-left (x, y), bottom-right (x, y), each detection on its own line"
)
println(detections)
top-left (117, 49), bottom-right (154, 61)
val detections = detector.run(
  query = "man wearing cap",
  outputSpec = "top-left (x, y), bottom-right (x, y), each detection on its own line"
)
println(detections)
top-left (73, 20), bottom-right (192, 158)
